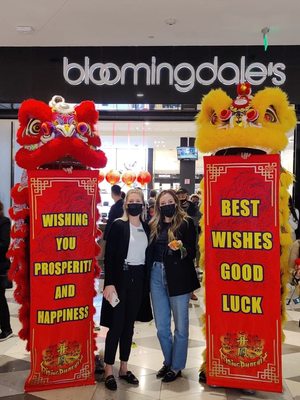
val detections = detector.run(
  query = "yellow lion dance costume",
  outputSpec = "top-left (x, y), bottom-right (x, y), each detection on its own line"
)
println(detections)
top-left (195, 83), bottom-right (297, 383)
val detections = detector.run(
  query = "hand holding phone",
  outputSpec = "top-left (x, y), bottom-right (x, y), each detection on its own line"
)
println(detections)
top-left (109, 291), bottom-right (120, 308)
top-left (103, 285), bottom-right (120, 308)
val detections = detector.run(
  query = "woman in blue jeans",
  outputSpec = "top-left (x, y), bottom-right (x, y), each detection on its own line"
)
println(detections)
top-left (147, 189), bottom-right (200, 382)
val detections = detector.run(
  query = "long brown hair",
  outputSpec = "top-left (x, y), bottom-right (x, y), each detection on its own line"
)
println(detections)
top-left (149, 189), bottom-right (187, 243)
top-left (0, 201), bottom-right (4, 218)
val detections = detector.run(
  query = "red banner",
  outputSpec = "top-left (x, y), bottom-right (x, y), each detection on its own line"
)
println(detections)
top-left (204, 155), bottom-right (282, 392)
top-left (25, 170), bottom-right (98, 392)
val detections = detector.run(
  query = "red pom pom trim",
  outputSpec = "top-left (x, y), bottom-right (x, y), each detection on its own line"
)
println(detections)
top-left (219, 109), bottom-right (232, 121)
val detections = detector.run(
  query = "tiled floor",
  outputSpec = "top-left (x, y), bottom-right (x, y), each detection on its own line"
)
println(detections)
top-left (1, 281), bottom-right (300, 399)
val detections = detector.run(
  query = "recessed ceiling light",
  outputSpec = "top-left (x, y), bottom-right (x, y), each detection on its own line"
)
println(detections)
top-left (148, 35), bottom-right (155, 39)
top-left (164, 17), bottom-right (177, 26)
top-left (16, 25), bottom-right (34, 33)
top-left (137, 93), bottom-right (144, 97)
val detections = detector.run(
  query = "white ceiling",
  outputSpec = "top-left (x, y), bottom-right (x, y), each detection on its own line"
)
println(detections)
top-left (1, 0), bottom-right (300, 47)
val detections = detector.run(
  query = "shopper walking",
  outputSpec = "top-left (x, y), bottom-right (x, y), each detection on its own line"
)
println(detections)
top-left (100, 189), bottom-right (152, 391)
top-left (0, 201), bottom-right (13, 341)
top-left (147, 189), bottom-right (200, 382)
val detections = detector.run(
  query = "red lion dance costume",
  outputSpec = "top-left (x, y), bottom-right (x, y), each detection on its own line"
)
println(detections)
top-left (8, 95), bottom-right (107, 391)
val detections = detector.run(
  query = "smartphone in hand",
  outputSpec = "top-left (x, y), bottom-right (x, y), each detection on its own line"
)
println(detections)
top-left (108, 291), bottom-right (120, 308)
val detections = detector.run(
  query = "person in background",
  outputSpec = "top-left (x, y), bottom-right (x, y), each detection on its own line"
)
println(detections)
top-left (103, 184), bottom-right (124, 240)
top-left (189, 193), bottom-right (202, 286)
top-left (148, 189), bottom-right (157, 205)
top-left (147, 189), bottom-right (200, 382)
top-left (100, 189), bottom-right (152, 391)
top-left (189, 193), bottom-right (201, 228)
top-left (289, 196), bottom-right (299, 242)
top-left (146, 201), bottom-right (155, 223)
top-left (177, 188), bottom-right (199, 301)
top-left (190, 193), bottom-right (200, 207)
top-left (176, 188), bottom-right (197, 218)
top-left (0, 201), bottom-right (13, 341)
top-left (288, 196), bottom-right (300, 290)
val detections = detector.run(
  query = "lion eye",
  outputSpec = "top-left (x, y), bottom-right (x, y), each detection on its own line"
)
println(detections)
top-left (41, 122), bottom-right (52, 136)
top-left (77, 122), bottom-right (88, 134)
top-left (264, 107), bottom-right (278, 123)
top-left (211, 112), bottom-right (218, 125)
top-left (26, 119), bottom-right (41, 135)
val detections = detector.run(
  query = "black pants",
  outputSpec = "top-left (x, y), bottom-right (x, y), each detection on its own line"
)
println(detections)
top-left (104, 265), bottom-right (144, 365)
top-left (0, 288), bottom-right (12, 333)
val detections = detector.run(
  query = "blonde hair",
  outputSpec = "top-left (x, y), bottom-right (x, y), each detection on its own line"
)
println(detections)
top-left (149, 189), bottom-right (188, 243)
top-left (120, 188), bottom-right (145, 221)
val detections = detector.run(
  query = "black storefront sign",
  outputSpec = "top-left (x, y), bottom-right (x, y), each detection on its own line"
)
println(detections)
top-left (0, 46), bottom-right (300, 104)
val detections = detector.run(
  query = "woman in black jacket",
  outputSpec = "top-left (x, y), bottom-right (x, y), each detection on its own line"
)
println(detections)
top-left (147, 189), bottom-right (200, 382)
top-left (100, 188), bottom-right (152, 391)
top-left (0, 201), bottom-right (13, 341)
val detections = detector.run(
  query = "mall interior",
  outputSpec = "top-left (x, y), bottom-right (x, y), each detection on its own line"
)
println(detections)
top-left (1, 1), bottom-right (300, 399)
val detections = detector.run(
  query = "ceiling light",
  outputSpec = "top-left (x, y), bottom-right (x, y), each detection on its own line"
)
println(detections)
top-left (165, 17), bottom-right (177, 26)
top-left (148, 35), bottom-right (155, 39)
top-left (16, 25), bottom-right (34, 33)
top-left (137, 93), bottom-right (144, 97)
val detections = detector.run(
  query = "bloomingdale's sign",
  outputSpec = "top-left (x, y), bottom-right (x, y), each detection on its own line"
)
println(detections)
top-left (63, 56), bottom-right (286, 93)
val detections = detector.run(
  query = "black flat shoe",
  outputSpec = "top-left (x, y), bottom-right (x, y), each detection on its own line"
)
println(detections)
top-left (156, 364), bottom-right (170, 378)
top-left (242, 389), bottom-right (256, 395)
top-left (162, 370), bottom-right (181, 382)
top-left (105, 375), bottom-right (117, 391)
top-left (0, 331), bottom-right (13, 342)
top-left (119, 371), bottom-right (139, 385)
top-left (199, 371), bottom-right (206, 383)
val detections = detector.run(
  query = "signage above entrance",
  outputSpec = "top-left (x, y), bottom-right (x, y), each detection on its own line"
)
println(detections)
top-left (63, 56), bottom-right (286, 93)
top-left (0, 46), bottom-right (298, 104)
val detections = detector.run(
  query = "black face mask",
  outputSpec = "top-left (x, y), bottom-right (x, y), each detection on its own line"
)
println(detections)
top-left (160, 204), bottom-right (176, 218)
top-left (127, 203), bottom-right (143, 216)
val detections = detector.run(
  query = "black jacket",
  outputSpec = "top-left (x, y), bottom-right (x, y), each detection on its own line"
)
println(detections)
top-left (100, 219), bottom-right (152, 327)
top-left (103, 199), bottom-right (124, 240)
top-left (147, 217), bottom-right (200, 296)
top-left (0, 216), bottom-right (11, 275)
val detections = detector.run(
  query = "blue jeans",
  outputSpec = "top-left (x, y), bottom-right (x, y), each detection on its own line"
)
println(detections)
top-left (150, 261), bottom-right (190, 372)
